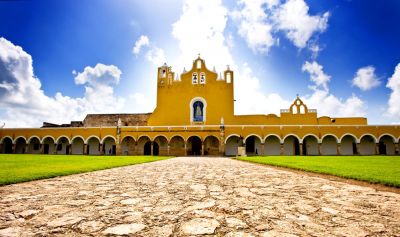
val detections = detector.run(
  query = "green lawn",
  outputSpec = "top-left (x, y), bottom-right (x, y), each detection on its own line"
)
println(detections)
top-left (0, 154), bottom-right (170, 185)
top-left (237, 156), bottom-right (400, 187)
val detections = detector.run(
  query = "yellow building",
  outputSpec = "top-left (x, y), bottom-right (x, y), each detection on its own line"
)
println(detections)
top-left (1, 56), bottom-right (400, 156)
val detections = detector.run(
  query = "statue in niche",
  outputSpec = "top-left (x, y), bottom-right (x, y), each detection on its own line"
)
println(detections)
top-left (193, 101), bottom-right (203, 122)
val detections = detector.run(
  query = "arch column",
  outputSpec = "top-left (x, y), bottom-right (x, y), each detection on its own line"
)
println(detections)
top-left (100, 144), bottom-right (105, 155)
top-left (151, 142), bottom-right (154, 156)
top-left (318, 143), bottom-right (322, 155)
top-left (375, 143), bottom-right (380, 155)
top-left (299, 143), bottom-right (303, 156)
top-left (337, 144), bottom-right (341, 155)
top-left (0, 143), bottom-right (2, 153)
top-left (185, 142), bottom-right (188, 156)
top-left (395, 143), bottom-right (399, 155)
top-left (116, 144), bottom-right (122, 156)
top-left (219, 140), bottom-right (225, 156)
top-left (356, 143), bottom-right (361, 155)
top-left (260, 143), bottom-right (265, 156)
top-left (12, 144), bottom-right (16, 154)
top-left (83, 144), bottom-right (87, 155)
top-left (201, 143), bottom-right (205, 156)
top-left (40, 144), bottom-right (44, 154)
top-left (279, 143), bottom-right (284, 155)
top-left (167, 144), bottom-right (170, 156)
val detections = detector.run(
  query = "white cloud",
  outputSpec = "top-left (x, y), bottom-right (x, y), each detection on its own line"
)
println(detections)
top-left (0, 37), bottom-right (125, 128)
top-left (302, 61), bottom-right (330, 90)
top-left (273, 0), bottom-right (329, 48)
top-left (352, 66), bottom-right (380, 91)
top-left (132, 35), bottom-right (150, 55)
top-left (232, 0), bottom-right (329, 53)
top-left (386, 63), bottom-right (400, 120)
top-left (301, 61), bottom-right (366, 117)
top-left (132, 35), bottom-right (165, 66)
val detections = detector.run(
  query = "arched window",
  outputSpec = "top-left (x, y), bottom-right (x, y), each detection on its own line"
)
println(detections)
top-left (193, 101), bottom-right (204, 122)
top-left (197, 60), bottom-right (202, 69)
top-left (226, 73), bottom-right (231, 83)
top-left (192, 73), bottom-right (198, 84)
top-left (200, 73), bottom-right (206, 84)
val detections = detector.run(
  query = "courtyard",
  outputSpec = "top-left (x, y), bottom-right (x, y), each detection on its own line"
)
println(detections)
top-left (0, 157), bottom-right (399, 236)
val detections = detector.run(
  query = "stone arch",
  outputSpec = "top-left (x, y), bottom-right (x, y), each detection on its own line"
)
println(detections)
top-left (14, 137), bottom-right (27, 154)
top-left (169, 136), bottom-right (185, 156)
top-left (378, 134), bottom-right (397, 143)
top-left (56, 136), bottom-right (70, 155)
top-left (27, 136), bottom-right (41, 144)
top-left (71, 136), bottom-right (85, 155)
top-left (282, 134), bottom-right (302, 144)
top-left (225, 134), bottom-right (241, 144)
top-left (0, 136), bottom-right (13, 145)
top-left (13, 136), bottom-right (27, 145)
top-left (187, 136), bottom-right (202, 156)
top-left (55, 135), bottom-right (71, 144)
top-left (302, 134), bottom-right (319, 155)
top-left (378, 135), bottom-right (396, 155)
top-left (1, 137), bottom-right (13, 154)
top-left (138, 136), bottom-right (151, 155)
top-left (102, 137), bottom-right (116, 155)
top-left (321, 135), bottom-right (338, 155)
top-left (85, 135), bottom-right (101, 145)
top-left (154, 136), bottom-right (168, 156)
top-left (121, 136), bottom-right (136, 156)
top-left (359, 134), bottom-right (376, 155)
top-left (321, 134), bottom-right (339, 143)
top-left (42, 136), bottom-right (56, 154)
top-left (264, 134), bottom-right (281, 155)
top-left (359, 133), bottom-right (378, 143)
top-left (245, 135), bottom-right (262, 156)
top-left (87, 136), bottom-right (101, 155)
top-left (28, 136), bottom-right (41, 154)
top-left (283, 135), bottom-right (300, 155)
top-left (204, 135), bottom-right (219, 156)
top-left (340, 134), bottom-right (357, 155)
top-left (225, 135), bottom-right (241, 156)
top-left (101, 135), bottom-right (116, 145)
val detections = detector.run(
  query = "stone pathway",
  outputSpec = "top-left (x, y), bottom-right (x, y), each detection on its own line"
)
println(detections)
top-left (0, 157), bottom-right (399, 236)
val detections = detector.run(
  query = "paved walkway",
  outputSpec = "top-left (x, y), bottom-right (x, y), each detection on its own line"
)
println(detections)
top-left (0, 157), bottom-right (399, 236)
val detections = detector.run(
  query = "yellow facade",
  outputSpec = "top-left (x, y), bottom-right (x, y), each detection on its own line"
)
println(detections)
top-left (1, 56), bottom-right (399, 156)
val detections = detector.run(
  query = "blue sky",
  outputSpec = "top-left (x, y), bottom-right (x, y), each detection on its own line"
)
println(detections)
top-left (0, 0), bottom-right (400, 127)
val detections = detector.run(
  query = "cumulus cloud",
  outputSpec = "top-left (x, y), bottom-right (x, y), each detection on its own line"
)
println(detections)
top-left (132, 35), bottom-right (165, 66)
top-left (0, 37), bottom-right (125, 128)
top-left (132, 35), bottom-right (150, 55)
top-left (352, 66), bottom-right (381, 91)
top-left (386, 63), bottom-right (400, 120)
top-left (302, 61), bottom-right (330, 90)
top-left (232, 0), bottom-right (329, 53)
top-left (301, 61), bottom-right (366, 117)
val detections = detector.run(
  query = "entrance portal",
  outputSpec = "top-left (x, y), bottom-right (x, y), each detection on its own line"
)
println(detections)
top-left (153, 142), bottom-right (159, 156)
top-left (188, 136), bottom-right (202, 155)
top-left (144, 141), bottom-right (152, 155)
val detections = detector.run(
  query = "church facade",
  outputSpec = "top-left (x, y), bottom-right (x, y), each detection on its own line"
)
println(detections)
top-left (1, 56), bottom-right (400, 156)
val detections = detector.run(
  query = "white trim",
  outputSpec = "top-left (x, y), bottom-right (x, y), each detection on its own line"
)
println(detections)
top-left (321, 134), bottom-right (339, 143)
top-left (170, 135), bottom-right (185, 142)
top-left (85, 135), bottom-right (101, 144)
top-left (101, 135), bottom-right (116, 144)
top-left (264, 134), bottom-right (281, 143)
top-left (13, 136), bottom-right (27, 145)
top-left (189, 97), bottom-right (207, 123)
top-left (137, 135), bottom-right (151, 143)
top-left (153, 135), bottom-right (169, 143)
top-left (121, 135), bottom-right (136, 143)
top-left (71, 135), bottom-right (85, 144)
top-left (302, 134), bottom-right (320, 143)
top-left (359, 133), bottom-right (378, 143)
top-left (377, 133), bottom-right (397, 143)
top-left (41, 135), bottom-right (56, 144)
top-left (187, 135), bottom-right (202, 142)
top-left (0, 136), bottom-right (13, 144)
top-left (244, 134), bottom-right (262, 144)
top-left (27, 136), bottom-right (41, 144)
top-left (224, 134), bottom-right (240, 144)
top-left (339, 133), bottom-right (358, 143)
top-left (56, 136), bottom-right (71, 144)
top-left (282, 134), bottom-right (302, 144)
top-left (204, 135), bottom-right (220, 142)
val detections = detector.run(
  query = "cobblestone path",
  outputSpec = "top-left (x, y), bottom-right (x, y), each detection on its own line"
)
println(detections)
top-left (0, 157), bottom-right (399, 236)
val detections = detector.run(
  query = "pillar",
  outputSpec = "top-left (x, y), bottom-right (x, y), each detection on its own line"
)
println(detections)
top-left (201, 143), bottom-right (205, 156)
top-left (151, 141), bottom-right (154, 156)
top-left (260, 143), bottom-right (265, 156)
top-left (100, 144), bottom-right (105, 155)
top-left (25, 144), bottom-right (29, 154)
top-left (219, 141), bottom-right (225, 156)
top-left (185, 142), bottom-right (188, 156)
top-left (40, 144), bottom-right (44, 154)
top-left (167, 144), bottom-right (170, 156)
top-left (299, 143), bottom-right (303, 156)
top-left (395, 143), bottom-right (399, 155)
top-left (356, 143), bottom-right (361, 155)
top-left (116, 144), bottom-right (122, 156)
top-left (337, 143), bottom-right (341, 155)
top-left (375, 143), bottom-right (380, 155)
top-left (12, 143), bottom-right (16, 154)
top-left (0, 143), bottom-right (3, 154)
top-left (83, 144), bottom-right (87, 155)
top-left (280, 143), bottom-right (284, 155)
top-left (53, 144), bottom-right (57, 154)
top-left (318, 143), bottom-right (322, 155)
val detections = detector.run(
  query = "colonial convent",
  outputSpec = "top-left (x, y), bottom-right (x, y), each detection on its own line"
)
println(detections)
top-left (1, 56), bottom-right (400, 156)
